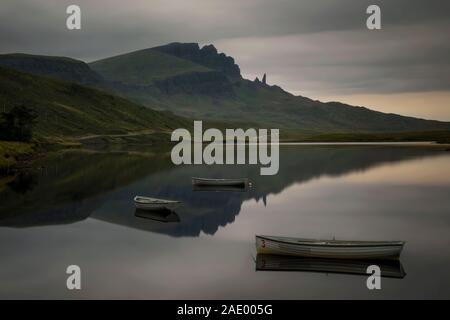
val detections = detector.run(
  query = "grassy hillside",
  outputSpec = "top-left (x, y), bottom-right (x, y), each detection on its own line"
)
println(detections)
top-left (0, 66), bottom-right (190, 142)
top-left (107, 77), bottom-right (450, 133)
top-left (89, 44), bottom-right (450, 134)
top-left (2, 47), bottom-right (450, 136)
top-left (0, 53), bottom-right (103, 85)
top-left (232, 81), bottom-right (450, 132)
top-left (90, 48), bottom-right (211, 85)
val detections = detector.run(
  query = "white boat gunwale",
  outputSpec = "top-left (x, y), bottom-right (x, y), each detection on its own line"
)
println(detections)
top-left (133, 196), bottom-right (181, 211)
top-left (134, 196), bottom-right (180, 204)
top-left (256, 235), bottom-right (405, 248)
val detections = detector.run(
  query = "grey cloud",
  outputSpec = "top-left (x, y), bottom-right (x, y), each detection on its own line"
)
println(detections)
top-left (215, 21), bottom-right (450, 96)
top-left (0, 0), bottom-right (449, 96)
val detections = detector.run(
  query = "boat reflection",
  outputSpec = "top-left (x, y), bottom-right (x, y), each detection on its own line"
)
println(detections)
top-left (192, 185), bottom-right (249, 192)
top-left (134, 209), bottom-right (180, 223)
top-left (255, 254), bottom-right (406, 279)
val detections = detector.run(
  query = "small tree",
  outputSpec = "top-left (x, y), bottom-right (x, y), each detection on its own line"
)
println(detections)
top-left (0, 105), bottom-right (38, 141)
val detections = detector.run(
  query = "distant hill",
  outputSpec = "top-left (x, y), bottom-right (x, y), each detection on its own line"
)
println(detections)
top-left (0, 53), bottom-right (103, 86)
top-left (0, 66), bottom-right (189, 141)
top-left (89, 43), bottom-right (236, 98)
top-left (89, 47), bottom-right (211, 85)
top-left (2, 45), bottom-right (450, 135)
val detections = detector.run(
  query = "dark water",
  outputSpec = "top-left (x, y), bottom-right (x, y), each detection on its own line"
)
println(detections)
top-left (1, 144), bottom-right (450, 299)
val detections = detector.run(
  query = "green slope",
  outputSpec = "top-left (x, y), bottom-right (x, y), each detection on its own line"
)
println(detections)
top-left (90, 48), bottom-right (211, 85)
top-left (0, 66), bottom-right (189, 141)
top-left (103, 76), bottom-right (450, 133)
top-left (3, 47), bottom-right (450, 135)
top-left (0, 53), bottom-right (103, 86)
top-left (231, 81), bottom-right (450, 132)
top-left (88, 43), bottom-right (450, 134)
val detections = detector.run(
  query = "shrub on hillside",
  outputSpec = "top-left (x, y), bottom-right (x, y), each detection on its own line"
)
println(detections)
top-left (0, 105), bottom-right (37, 142)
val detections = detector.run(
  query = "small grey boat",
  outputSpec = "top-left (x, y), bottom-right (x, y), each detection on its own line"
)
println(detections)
top-left (134, 196), bottom-right (180, 211)
top-left (192, 177), bottom-right (249, 188)
top-left (256, 235), bottom-right (405, 260)
top-left (255, 254), bottom-right (406, 278)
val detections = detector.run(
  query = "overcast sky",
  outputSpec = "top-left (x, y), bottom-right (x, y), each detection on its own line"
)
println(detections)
top-left (1, 0), bottom-right (450, 120)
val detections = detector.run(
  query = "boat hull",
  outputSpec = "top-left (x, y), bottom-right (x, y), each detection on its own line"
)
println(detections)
top-left (256, 235), bottom-right (404, 260)
top-left (134, 196), bottom-right (180, 211)
top-left (192, 184), bottom-right (248, 192)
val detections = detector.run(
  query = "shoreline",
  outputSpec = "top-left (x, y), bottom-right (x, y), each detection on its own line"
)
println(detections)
top-left (277, 141), bottom-right (450, 147)
top-left (1, 138), bottom-right (449, 178)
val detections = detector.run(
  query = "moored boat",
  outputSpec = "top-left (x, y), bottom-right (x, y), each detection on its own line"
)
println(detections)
top-left (134, 196), bottom-right (180, 211)
top-left (192, 177), bottom-right (249, 188)
top-left (256, 235), bottom-right (405, 260)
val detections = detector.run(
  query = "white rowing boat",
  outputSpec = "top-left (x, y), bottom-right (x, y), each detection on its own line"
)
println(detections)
top-left (192, 177), bottom-right (249, 187)
top-left (134, 196), bottom-right (180, 211)
top-left (256, 235), bottom-right (405, 260)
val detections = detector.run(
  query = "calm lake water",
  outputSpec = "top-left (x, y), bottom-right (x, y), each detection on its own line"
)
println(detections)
top-left (1, 144), bottom-right (450, 299)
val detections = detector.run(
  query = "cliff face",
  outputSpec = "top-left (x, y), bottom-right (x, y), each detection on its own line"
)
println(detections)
top-left (152, 42), bottom-right (241, 80)
top-left (154, 70), bottom-right (234, 97)
top-left (0, 54), bottom-right (103, 86)
top-left (88, 43), bottom-right (239, 96)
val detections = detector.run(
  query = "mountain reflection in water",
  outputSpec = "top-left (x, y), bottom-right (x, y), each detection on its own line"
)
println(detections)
top-left (0, 145), bottom-right (445, 237)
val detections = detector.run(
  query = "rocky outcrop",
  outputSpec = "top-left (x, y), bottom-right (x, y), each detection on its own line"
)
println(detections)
top-left (254, 74), bottom-right (267, 85)
top-left (152, 42), bottom-right (241, 80)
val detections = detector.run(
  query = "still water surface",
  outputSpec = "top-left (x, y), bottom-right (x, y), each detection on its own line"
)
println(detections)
top-left (1, 145), bottom-right (450, 299)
